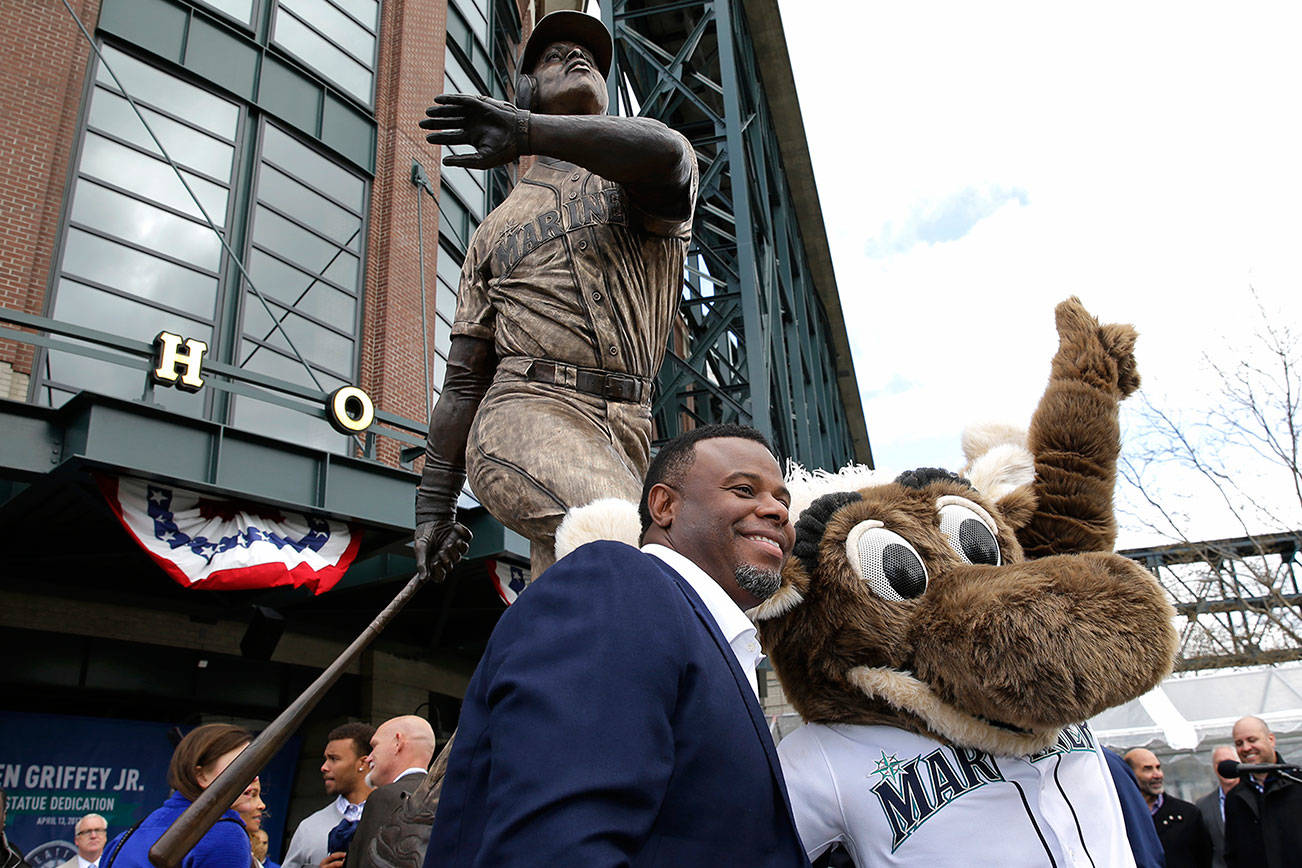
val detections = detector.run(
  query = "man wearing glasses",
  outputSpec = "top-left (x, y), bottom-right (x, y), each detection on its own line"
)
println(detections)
top-left (60, 814), bottom-right (107, 868)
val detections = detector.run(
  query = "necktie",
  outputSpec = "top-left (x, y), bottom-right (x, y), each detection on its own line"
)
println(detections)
top-left (327, 817), bottom-right (359, 855)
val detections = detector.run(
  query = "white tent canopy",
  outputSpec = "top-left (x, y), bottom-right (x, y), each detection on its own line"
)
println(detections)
top-left (1091, 661), bottom-right (1302, 799)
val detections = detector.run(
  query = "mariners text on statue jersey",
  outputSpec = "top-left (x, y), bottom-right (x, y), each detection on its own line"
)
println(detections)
top-left (490, 186), bottom-right (628, 276)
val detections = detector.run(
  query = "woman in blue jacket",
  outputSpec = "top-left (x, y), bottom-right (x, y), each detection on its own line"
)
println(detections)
top-left (105, 724), bottom-right (255, 868)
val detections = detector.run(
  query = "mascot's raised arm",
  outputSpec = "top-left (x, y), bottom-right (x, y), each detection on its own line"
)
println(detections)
top-left (752, 297), bottom-right (1176, 866)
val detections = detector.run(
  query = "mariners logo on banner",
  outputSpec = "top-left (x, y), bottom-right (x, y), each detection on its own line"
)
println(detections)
top-left (487, 558), bottom-right (529, 605)
top-left (98, 476), bottom-right (361, 593)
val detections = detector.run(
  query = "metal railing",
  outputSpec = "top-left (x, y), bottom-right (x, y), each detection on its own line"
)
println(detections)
top-left (1, 306), bottom-right (428, 466)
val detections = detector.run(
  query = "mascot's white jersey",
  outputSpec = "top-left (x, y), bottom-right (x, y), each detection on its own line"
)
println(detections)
top-left (778, 720), bottom-right (1135, 868)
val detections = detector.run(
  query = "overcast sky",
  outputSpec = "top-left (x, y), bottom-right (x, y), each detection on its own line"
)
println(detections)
top-left (776, 0), bottom-right (1302, 544)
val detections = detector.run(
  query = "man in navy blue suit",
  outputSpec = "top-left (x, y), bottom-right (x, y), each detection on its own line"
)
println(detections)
top-left (425, 424), bottom-right (810, 866)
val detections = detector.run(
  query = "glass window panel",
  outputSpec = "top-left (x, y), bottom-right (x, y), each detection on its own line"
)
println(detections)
top-left (458, 38), bottom-right (490, 80)
top-left (436, 245), bottom-right (461, 287)
top-left (248, 249), bottom-right (357, 320)
top-left (195, 0), bottom-right (255, 24)
top-left (441, 58), bottom-right (489, 185)
top-left (333, 0), bottom-right (378, 28)
top-left (46, 346), bottom-right (206, 416)
top-left (251, 206), bottom-right (360, 288)
top-left (258, 163), bottom-right (360, 247)
top-left (320, 94), bottom-right (374, 170)
top-left (62, 228), bottom-right (218, 316)
top-left (434, 316), bottom-right (451, 354)
top-left (261, 125), bottom-right (363, 206)
top-left (436, 278), bottom-right (457, 318)
top-left (41, 386), bottom-right (75, 409)
top-left (443, 53), bottom-right (478, 96)
top-left (451, 0), bottom-right (488, 40)
top-left (71, 180), bottom-right (222, 272)
top-left (432, 352), bottom-right (447, 393)
top-left (273, 10), bottom-right (372, 104)
top-left (43, 344), bottom-right (142, 394)
top-left (446, 6), bottom-right (471, 54)
top-left (440, 164), bottom-right (485, 221)
top-left (232, 391), bottom-right (348, 452)
top-left (243, 303), bottom-right (354, 372)
top-left (88, 90), bottom-right (234, 179)
top-left (52, 278), bottom-right (212, 344)
top-left (186, 17), bottom-right (258, 100)
top-left (280, 0), bottom-right (373, 62)
top-left (438, 188), bottom-right (469, 249)
top-left (238, 339), bottom-right (344, 389)
top-left (259, 56), bottom-right (321, 135)
top-left (81, 133), bottom-right (229, 227)
top-left (96, 45), bottom-right (239, 133)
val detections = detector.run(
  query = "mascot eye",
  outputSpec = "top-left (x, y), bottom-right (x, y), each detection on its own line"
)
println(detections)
top-left (844, 520), bottom-right (928, 602)
top-left (936, 498), bottom-right (1001, 566)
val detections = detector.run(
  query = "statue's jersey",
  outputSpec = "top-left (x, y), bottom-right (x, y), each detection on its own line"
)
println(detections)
top-left (778, 721), bottom-right (1135, 868)
top-left (453, 148), bottom-right (695, 379)
top-left (449, 138), bottom-right (698, 564)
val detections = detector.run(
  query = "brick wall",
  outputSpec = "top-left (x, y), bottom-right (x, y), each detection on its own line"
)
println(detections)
top-left (363, 0), bottom-right (533, 465)
top-left (0, 0), bottom-right (101, 392)
top-left (361, 0), bottom-right (449, 446)
top-left (0, 0), bottom-right (537, 442)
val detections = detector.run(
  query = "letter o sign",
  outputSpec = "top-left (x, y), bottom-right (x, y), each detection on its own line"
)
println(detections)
top-left (328, 386), bottom-right (375, 434)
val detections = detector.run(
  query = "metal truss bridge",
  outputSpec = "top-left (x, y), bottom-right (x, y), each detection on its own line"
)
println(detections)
top-left (603, 0), bottom-right (872, 470)
top-left (1121, 531), bottom-right (1302, 672)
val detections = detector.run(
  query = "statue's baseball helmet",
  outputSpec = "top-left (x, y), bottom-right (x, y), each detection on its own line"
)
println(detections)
top-left (519, 10), bottom-right (613, 77)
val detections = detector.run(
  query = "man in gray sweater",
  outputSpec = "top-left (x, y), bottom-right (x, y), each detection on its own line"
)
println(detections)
top-left (282, 723), bottom-right (374, 868)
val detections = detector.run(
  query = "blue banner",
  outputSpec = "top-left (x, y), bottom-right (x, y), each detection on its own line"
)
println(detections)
top-left (0, 712), bottom-right (297, 868)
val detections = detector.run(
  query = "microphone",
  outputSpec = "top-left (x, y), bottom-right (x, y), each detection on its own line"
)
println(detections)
top-left (1218, 758), bottom-right (1300, 778)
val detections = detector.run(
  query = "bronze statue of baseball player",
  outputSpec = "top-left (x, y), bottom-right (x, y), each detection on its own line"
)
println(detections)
top-left (415, 11), bottom-right (698, 581)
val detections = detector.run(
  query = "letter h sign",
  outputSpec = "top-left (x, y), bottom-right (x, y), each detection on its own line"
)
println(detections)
top-left (151, 331), bottom-right (208, 392)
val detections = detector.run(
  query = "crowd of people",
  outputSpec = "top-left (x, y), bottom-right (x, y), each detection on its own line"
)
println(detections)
top-left (1, 427), bottom-right (1301, 868)
top-left (1112, 715), bottom-right (1301, 868)
top-left (0, 714), bottom-right (436, 868)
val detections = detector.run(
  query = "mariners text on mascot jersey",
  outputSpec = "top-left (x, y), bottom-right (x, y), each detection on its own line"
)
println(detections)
top-left (778, 721), bottom-right (1136, 867)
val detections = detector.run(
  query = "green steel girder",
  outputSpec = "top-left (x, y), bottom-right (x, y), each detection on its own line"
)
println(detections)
top-left (0, 392), bottom-right (416, 530)
top-left (604, 0), bottom-right (862, 469)
top-left (0, 391), bottom-right (529, 565)
top-left (1120, 531), bottom-right (1302, 671)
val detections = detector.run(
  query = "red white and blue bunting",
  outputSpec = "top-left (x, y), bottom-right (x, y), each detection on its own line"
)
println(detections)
top-left (99, 475), bottom-right (361, 594)
top-left (487, 558), bottom-right (529, 606)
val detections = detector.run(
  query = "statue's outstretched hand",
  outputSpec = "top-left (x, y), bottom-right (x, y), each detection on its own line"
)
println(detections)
top-left (420, 94), bottom-right (527, 170)
top-left (414, 520), bottom-right (472, 582)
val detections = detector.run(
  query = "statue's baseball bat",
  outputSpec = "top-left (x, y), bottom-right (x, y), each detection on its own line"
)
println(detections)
top-left (149, 527), bottom-right (470, 868)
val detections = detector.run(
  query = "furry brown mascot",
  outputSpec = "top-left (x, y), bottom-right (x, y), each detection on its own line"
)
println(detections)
top-left (751, 297), bottom-right (1177, 866)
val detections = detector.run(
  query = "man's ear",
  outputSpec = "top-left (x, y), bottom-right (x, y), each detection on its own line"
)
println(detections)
top-left (645, 482), bottom-right (679, 529)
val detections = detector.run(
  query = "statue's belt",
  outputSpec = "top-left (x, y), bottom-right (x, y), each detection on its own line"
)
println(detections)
top-left (511, 358), bottom-right (650, 403)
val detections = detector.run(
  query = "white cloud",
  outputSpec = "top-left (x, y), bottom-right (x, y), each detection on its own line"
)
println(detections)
top-left (781, 0), bottom-right (1302, 540)
top-left (865, 185), bottom-right (1029, 257)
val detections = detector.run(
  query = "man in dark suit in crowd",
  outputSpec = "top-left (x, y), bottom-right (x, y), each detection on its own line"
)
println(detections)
top-left (1224, 715), bottom-right (1302, 867)
top-left (341, 716), bottom-right (435, 868)
top-left (1196, 745), bottom-right (1238, 868)
top-left (1125, 747), bottom-right (1214, 868)
top-left (425, 424), bottom-right (809, 866)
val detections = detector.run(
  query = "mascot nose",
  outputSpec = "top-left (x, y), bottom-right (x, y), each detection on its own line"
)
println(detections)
top-left (907, 552), bottom-right (1176, 730)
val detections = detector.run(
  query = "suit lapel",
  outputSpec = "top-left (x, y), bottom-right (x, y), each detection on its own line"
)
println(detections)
top-left (656, 560), bottom-right (802, 828)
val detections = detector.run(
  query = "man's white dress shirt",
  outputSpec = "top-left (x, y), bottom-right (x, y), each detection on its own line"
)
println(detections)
top-left (643, 544), bottom-right (764, 699)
